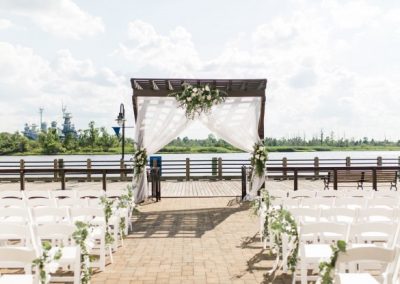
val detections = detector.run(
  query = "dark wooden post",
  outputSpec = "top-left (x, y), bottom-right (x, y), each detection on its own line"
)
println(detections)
top-left (120, 160), bottom-right (125, 180)
top-left (87, 159), bottom-right (92, 182)
top-left (58, 159), bottom-right (65, 190)
top-left (102, 170), bottom-right (107, 191)
top-left (333, 169), bottom-right (338, 190)
top-left (218, 158), bottom-right (223, 180)
top-left (241, 166), bottom-right (247, 199)
top-left (19, 159), bottom-right (25, 191)
top-left (185, 158), bottom-right (190, 181)
top-left (346, 157), bottom-right (351, 167)
top-left (293, 169), bottom-right (298, 191)
top-left (314, 157), bottom-right (319, 179)
top-left (282, 157), bottom-right (287, 179)
top-left (372, 168), bottom-right (377, 191)
top-left (377, 156), bottom-right (382, 167)
top-left (53, 159), bottom-right (58, 181)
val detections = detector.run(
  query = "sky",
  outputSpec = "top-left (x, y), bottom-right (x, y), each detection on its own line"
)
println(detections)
top-left (0, 0), bottom-right (400, 140)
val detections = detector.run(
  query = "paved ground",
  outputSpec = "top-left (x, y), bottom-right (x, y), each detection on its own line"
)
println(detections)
top-left (91, 197), bottom-right (292, 284)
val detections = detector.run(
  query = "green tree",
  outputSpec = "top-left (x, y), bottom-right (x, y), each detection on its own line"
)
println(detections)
top-left (98, 127), bottom-right (118, 151)
top-left (38, 129), bottom-right (64, 154)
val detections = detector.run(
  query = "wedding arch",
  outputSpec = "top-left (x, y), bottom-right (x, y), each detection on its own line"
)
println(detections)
top-left (130, 78), bottom-right (267, 203)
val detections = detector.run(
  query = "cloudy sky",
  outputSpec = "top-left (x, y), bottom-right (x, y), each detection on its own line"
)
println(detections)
top-left (1, 0), bottom-right (400, 140)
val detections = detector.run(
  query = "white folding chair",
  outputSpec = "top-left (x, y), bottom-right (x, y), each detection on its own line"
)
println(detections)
top-left (69, 207), bottom-right (112, 271)
top-left (358, 208), bottom-right (395, 222)
top-left (0, 198), bottom-right (26, 208)
top-left (320, 208), bottom-right (357, 224)
top-left (288, 189), bottom-right (316, 199)
top-left (56, 197), bottom-right (88, 208)
top-left (269, 189), bottom-right (288, 199)
top-left (35, 223), bottom-right (81, 284)
top-left (77, 190), bottom-right (105, 199)
top-left (335, 197), bottom-right (367, 210)
top-left (0, 190), bottom-right (24, 199)
top-left (349, 222), bottom-right (397, 247)
top-left (0, 207), bottom-right (31, 225)
top-left (301, 198), bottom-right (334, 209)
top-left (31, 207), bottom-right (71, 225)
top-left (51, 190), bottom-right (77, 199)
top-left (334, 246), bottom-right (399, 284)
top-left (0, 223), bottom-right (35, 247)
top-left (289, 208), bottom-right (320, 224)
top-left (0, 247), bottom-right (38, 278)
top-left (294, 222), bottom-right (349, 284)
top-left (367, 197), bottom-right (399, 209)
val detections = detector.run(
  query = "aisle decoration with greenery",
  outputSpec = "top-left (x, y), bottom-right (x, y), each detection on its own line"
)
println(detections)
top-left (116, 184), bottom-right (139, 238)
top-left (251, 189), bottom-right (299, 273)
top-left (133, 147), bottom-right (147, 180)
top-left (319, 240), bottom-right (347, 284)
top-left (169, 83), bottom-right (227, 119)
top-left (72, 221), bottom-right (95, 284)
top-left (251, 141), bottom-right (267, 177)
top-left (100, 196), bottom-right (115, 245)
top-left (33, 241), bottom-right (62, 284)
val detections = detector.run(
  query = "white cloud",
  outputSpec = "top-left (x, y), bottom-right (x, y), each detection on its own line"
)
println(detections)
top-left (114, 20), bottom-right (202, 77)
top-left (0, 0), bottom-right (104, 39)
top-left (0, 42), bottom-right (130, 134)
top-left (0, 19), bottom-right (12, 30)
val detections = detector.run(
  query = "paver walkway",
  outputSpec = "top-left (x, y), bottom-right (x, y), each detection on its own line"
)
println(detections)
top-left (91, 198), bottom-right (292, 284)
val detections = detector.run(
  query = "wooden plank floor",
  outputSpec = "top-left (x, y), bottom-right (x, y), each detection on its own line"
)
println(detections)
top-left (161, 180), bottom-right (242, 197)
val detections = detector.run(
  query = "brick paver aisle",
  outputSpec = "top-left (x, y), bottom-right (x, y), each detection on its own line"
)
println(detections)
top-left (91, 198), bottom-right (292, 284)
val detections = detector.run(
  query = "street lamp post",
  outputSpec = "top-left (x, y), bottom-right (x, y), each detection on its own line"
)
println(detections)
top-left (116, 103), bottom-right (126, 161)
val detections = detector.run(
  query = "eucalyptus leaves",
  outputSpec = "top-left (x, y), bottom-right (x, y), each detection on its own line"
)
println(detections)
top-left (134, 147), bottom-right (147, 180)
top-left (319, 240), bottom-right (347, 284)
top-left (169, 83), bottom-right (227, 119)
top-left (72, 221), bottom-right (94, 284)
top-left (251, 141), bottom-right (267, 177)
top-left (252, 190), bottom-right (299, 273)
top-left (32, 241), bottom-right (62, 284)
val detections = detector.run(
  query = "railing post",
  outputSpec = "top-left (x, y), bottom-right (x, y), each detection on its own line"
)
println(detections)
top-left (294, 169), bottom-right (298, 191)
top-left (333, 169), bottom-right (338, 190)
top-left (19, 159), bottom-right (25, 190)
top-left (282, 157), bottom-right (287, 180)
top-left (53, 159), bottom-right (58, 181)
top-left (241, 166), bottom-right (247, 199)
top-left (346, 157), bottom-right (351, 167)
top-left (314, 157), bottom-right (319, 179)
top-left (120, 160), bottom-right (125, 181)
top-left (218, 158), bottom-right (222, 180)
top-left (377, 156), bottom-right (382, 167)
top-left (87, 159), bottom-right (92, 182)
top-left (102, 170), bottom-right (107, 191)
top-left (372, 168), bottom-right (377, 191)
top-left (58, 159), bottom-right (65, 190)
top-left (186, 158), bottom-right (190, 181)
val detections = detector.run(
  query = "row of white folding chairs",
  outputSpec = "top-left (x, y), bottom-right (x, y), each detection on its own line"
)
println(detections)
top-left (270, 189), bottom-right (399, 199)
top-left (0, 204), bottom-right (126, 252)
top-left (289, 220), bottom-right (400, 284)
top-left (271, 196), bottom-right (400, 210)
top-left (0, 222), bottom-right (82, 283)
top-left (0, 189), bottom-right (129, 200)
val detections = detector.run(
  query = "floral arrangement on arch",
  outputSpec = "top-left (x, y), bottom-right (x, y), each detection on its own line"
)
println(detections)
top-left (169, 83), bottom-right (227, 119)
top-left (251, 141), bottom-right (267, 177)
top-left (133, 147), bottom-right (147, 180)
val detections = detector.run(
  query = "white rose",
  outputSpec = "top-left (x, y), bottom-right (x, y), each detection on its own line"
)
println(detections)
top-left (193, 88), bottom-right (198, 92)
top-left (191, 93), bottom-right (195, 98)
top-left (205, 85), bottom-right (210, 91)
top-left (48, 262), bottom-right (59, 273)
top-left (261, 156), bottom-right (265, 161)
top-left (187, 97), bottom-right (191, 101)
top-left (207, 95), bottom-right (211, 100)
top-left (213, 99), bottom-right (217, 104)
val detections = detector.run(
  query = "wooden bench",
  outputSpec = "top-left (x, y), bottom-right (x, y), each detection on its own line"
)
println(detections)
top-left (363, 170), bottom-right (397, 191)
top-left (324, 170), bottom-right (398, 190)
top-left (324, 170), bottom-right (364, 190)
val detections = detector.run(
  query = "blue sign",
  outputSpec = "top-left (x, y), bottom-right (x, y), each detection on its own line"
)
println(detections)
top-left (112, 127), bottom-right (121, 137)
top-left (149, 156), bottom-right (162, 176)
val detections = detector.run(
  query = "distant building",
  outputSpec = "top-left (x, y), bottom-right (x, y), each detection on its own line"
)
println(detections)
top-left (22, 106), bottom-right (78, 140)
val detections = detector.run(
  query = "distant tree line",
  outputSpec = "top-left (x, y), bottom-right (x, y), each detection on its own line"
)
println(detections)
top-left (1, 127), bottom-right (400, 155)
top-left (0, 121), bottom-right (134, 155)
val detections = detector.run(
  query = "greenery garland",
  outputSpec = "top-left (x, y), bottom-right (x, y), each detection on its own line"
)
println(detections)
top-left (251, 141), bottom-right (267, 177)
top-left (134, 147), bottom-right (147, 180)
top-left (319, 240), bottom-right (347, 284)
top-left (72, 221), bottom-right (94, 284)
top-left (251, 190), bottom-right (299, 272)
top-left (169, 83), bottom-right (227, 119)
top-left (32, 241), bottom-right (62, 284)
top-left (116, 185), bottom-right (137, 238)
top-left (100, 196), bottom-right (115, 246)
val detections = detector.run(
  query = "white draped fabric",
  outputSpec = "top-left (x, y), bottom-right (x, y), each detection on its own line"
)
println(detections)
top-left (133, 96), bottom-right (265, 203)
top-left (200, 97), bottom-right (265, 197)
top-left (133, 97), bottom-right (192, 203)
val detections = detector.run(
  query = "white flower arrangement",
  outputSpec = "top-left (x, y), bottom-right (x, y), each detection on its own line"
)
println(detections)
top-left (169, 83), bottom-right (227, 119)
top-left (134, 147), bottom-right (147, 180)
top-left (251, 141), bottom-right (268, 177)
